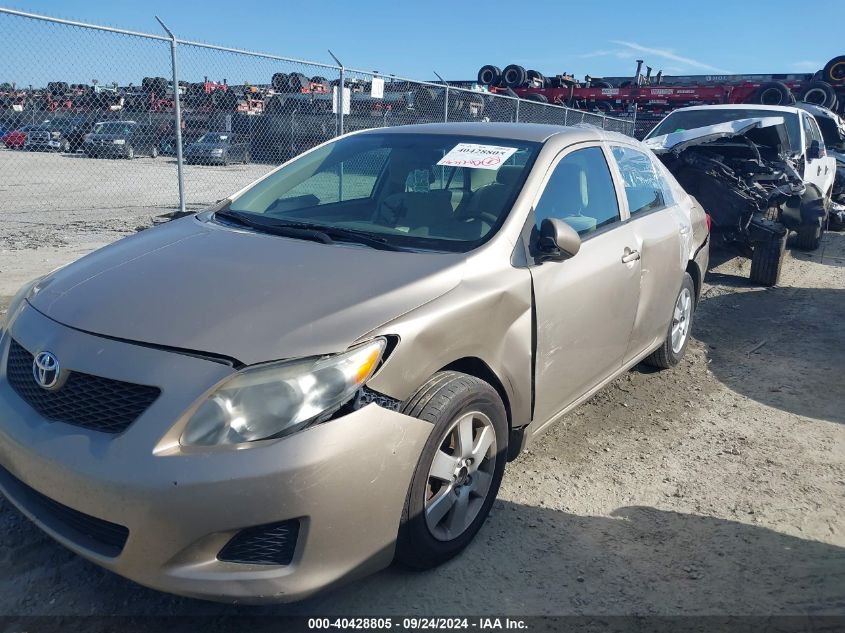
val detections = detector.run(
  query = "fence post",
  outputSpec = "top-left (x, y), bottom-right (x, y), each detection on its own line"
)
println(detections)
top-left (328, 50), bottom-right (344, 135)
top-left (564, 107), bottom-right (569, 126)
top-left (156, 16), bottom-right (185, 214)
top-left (632, 103), bottom-right (638, 137)
top-left (515, 97), bottom-right (520, 123)
top-left (434, 71), bottom-right (449, 122)
top-left (156, 16), bottom-right (185, 213)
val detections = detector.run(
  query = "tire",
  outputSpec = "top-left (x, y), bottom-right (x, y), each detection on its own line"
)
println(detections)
top-left (271, 72), bottom-right (289, 92)
top-left (754, 81), bottom-right (795, 106)
top-left (592, 80), bottom-right (613, 89)
top-left (822, 56), bottom-right (845, 84)
top-left (594, 100), bottom-right (615, 113)
top-left (524, 92), bottom-right (548, 103)
top-left (800, 81), bottom-right (837, 108)
top-left (795, 219), bottom-right (824, 250)
top-left (526, 69), bottom-right (545, 86)
top-left (477, 65), bottom-right (501, 86)
top-left (288, 72), bottom-right (309, 92)
top-left (501, 64), bottom-right (527, 89)
top-left (642, 273), bottom-right (696, 369)
top-left (395, 371), bottom-right (508, 570)
top-left (749, 234), bottom-right (786, 286)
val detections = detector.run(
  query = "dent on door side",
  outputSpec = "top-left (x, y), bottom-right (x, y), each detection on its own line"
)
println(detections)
top-left (364, 265), bottom-right (535, 430)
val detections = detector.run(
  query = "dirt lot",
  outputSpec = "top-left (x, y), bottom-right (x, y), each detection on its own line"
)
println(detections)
top-left (0, 224), bottom-right (843, 619)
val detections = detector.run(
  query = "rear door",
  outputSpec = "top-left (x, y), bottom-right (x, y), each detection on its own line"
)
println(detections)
top-left (608, 144), bottom-right (685, 364)
top-left (528, 143), bottom-right (641, 429)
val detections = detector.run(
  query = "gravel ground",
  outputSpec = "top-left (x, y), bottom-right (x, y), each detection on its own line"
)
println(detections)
top-left (0, 216), bottom-right (843, 620)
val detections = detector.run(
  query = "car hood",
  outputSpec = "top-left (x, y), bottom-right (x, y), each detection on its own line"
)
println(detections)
top-left (28, 216), bottom-right (465, 365)
top-left (644, 117), bottom-right (788, 155)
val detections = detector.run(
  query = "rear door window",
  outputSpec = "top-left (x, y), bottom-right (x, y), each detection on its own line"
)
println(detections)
top-left (610, 145), bottom-right (667, 216)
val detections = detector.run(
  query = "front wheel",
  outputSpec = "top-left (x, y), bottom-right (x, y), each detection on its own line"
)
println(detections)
top-left (395, 371), bottom-right (508, 570)
top-left (643, 272), bottom-right (696, 369)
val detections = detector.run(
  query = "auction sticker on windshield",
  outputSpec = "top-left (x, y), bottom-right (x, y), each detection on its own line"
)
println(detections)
top-left (437, 143), bottom-right (519, 169)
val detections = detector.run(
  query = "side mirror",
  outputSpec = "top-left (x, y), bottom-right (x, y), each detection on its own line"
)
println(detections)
top-left (808, 139), bottom-right (824, 160)
top-left (538, 218), bottom-right (581, 261)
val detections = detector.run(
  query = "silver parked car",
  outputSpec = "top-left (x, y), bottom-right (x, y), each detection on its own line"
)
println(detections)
top-left (0, 123), bottom-right (709, 603)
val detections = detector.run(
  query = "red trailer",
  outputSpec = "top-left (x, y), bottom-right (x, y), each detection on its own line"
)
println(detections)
top-left (478, 55), bottom-right (845, 117)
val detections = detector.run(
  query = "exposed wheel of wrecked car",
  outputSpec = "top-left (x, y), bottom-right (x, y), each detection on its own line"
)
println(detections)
top-left (643, 273), bottom-right (696, 369)
top-left (502, 64), bottom-right (527, 88)
top-left (477, 65), bottom-right (501, 86)
top-left (591, 80), bottom-right (613, 89)
top-left (800, 81), bottom-right (838, 109)
top-left (795, 218), bottom-right (825, 251)
top-left (750, 234), bottom-right (787, 286)
top-left (395, 371), bottom-right (507, 570)
top-left (754, 82), bottom-right (795, 106)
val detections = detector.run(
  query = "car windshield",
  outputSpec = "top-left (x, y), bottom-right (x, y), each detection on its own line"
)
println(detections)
top-left (198, 133), bottom-right (230, 143)
top-left (93, 122), bottom-right (133, 135)
top-left (223, 132), bottom-right (540, 253)
top-left (648, 109), bottom-right (802, 154)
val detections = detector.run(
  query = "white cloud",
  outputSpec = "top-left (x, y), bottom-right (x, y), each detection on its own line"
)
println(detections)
top-left (609, 40), bottom-right (734, 74)
top-left (790, 60), bottom-right (822, 72)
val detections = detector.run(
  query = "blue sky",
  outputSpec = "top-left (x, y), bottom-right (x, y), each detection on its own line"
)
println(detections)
top-left (1, 0), bottom-right (844, 87)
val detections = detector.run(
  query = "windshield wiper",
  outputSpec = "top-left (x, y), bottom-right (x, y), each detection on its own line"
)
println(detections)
top-left (275, 222), bottom-right (407, 252)
top-left (215, 209), bottom-right (333, 245)
top-left (216, 210), bottom-right (405, 252)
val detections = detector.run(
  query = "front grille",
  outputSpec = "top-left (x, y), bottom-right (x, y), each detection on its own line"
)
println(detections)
top-left (0, 466), bottom-right (129, 558)
top-left (218, 519), bottom-right (300, 566)
top-left (6, 339), bottom-right (160, 434)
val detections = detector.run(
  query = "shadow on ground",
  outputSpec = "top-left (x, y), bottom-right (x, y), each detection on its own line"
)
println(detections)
top-left (2, 499), bottom-right (844, 620)
top-left (695, 287), bottom-right (845, 425)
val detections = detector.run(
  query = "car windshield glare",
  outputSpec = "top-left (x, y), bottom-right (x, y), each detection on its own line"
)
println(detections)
top-left (225, 132), bottom-right (540, 252)
top-left (649, 109), bottom-right (802, 154)
top-left (199, 133), bottom-right (229, 143)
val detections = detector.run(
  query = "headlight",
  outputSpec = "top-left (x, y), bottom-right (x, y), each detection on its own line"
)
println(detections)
top-left (112, 139), bottom-right (125, 145)
top-left (181, 337), bottom-right (387, 447)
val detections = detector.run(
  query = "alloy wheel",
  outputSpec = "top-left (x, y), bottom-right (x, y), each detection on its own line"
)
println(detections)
top-left (425, 411), bottom-right (497, 541)
top-left (671, 287), bottom-right (693, 353)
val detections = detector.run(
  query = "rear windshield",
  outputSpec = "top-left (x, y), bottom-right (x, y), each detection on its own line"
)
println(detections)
top-left (226, 132), bottom-right (540, 253)
top-left (648, 109), bottom-right (802, 154)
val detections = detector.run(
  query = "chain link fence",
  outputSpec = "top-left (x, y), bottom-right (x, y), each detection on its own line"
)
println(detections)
top-left (0, 7), bottom-right (634, 219)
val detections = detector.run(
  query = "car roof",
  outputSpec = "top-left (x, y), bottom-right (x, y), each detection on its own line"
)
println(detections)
top-left (667, 104), bottom-right (803, 115)
top-left (356, 121), bottom-right (633, 145)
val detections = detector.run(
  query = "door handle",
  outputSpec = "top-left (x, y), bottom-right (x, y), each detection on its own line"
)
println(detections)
top-left (621, 248), bottom-right (641, 263)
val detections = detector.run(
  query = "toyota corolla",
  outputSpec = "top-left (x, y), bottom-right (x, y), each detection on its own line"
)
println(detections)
top-left (0, 123), bottom-right (709, 602)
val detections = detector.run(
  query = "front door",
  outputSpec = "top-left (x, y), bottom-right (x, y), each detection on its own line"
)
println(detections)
top-left (528, 144), bottom-right (641, 429)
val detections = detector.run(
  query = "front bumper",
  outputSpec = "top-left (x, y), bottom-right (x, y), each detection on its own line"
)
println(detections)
top-left (185, 153), bottom-right (227, 164)
top-left (26, 140), bottom-right (63, 151)
top-left (0, 306), bottom-right (431, 603)
top-left (84, 144), bottom-right (129, 158)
